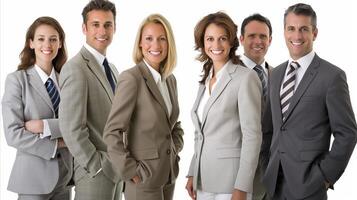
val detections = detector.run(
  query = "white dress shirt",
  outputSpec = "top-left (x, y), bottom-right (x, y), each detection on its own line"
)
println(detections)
top-left (34, 64), bottom-right (58, 158)
top-left (144, 59), bottom-right (172, 117)
top-left (197, 61), bottom-right (229, 124)
top-left (241, 54), bottom-right (268, 75)
top-left (281, 51), bottom-right (315, 92)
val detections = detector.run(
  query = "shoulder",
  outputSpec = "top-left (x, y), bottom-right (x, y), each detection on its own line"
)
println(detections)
top-left (118, 65), bottom-right (142, 82)
top-left (5, 70), bottom-right (27, 85)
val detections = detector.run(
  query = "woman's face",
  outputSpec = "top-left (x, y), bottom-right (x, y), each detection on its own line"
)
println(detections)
top-left (140, 22), bottom-right (168, 70)
top-left (204, 23), bottom-right (231, 67)
top-left (30, 24), bottom-right (61, 67)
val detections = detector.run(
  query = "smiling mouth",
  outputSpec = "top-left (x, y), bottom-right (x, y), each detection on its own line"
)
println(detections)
top-left (291, 41), bottom-right (303, 46)
top-left (211, 50), bottom-right (223, 55)
top-left (96, 37), bottom-right (107, 42)
top-left (149, 51), bottom-right (161, 56)
top-left (41, 50), bottom-right (52, 55)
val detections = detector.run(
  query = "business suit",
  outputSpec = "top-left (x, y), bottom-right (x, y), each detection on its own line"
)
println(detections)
top-left (241, 59), bottom-right (273, 200)
top-left (262, 54), bottom-right (357, 199)
top-left (104, 61), bottom-right (184, 200)
top-left (59, 46), bottom-right (121, 200)
top-left (187, 60), bottom-right (262, 194)
top-left (2, 67), bottom-right (72, 198)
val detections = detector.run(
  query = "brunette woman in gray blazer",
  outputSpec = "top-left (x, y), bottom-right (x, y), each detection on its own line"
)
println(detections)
top-left (185, 12), bottom-right (262, 200)
top-left (2, 17), bottom-right (72, 200)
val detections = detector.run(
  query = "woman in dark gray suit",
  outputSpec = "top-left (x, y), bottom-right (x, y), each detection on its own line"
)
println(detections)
top-left (2, 17), bottom-right (72, 200)
top-left (185, 12), bottom-right (262, 200)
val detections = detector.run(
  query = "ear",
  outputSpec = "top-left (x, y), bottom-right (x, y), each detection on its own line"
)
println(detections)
top-left (29, 40), bottom-right (34, 49)
top-left (239, 35), bottom-right (244, 43)
top-left (268, 36), bottom-right (272, 46)
top-left (313, 28), bottom-right (318, 41)
top-left (82, 23), bottom-right (87, 34)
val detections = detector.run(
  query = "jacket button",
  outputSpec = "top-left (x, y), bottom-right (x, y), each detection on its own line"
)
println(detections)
top-left (167, 149), bottom-right (171, 154)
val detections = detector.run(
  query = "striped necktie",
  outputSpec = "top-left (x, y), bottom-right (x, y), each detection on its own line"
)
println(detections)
top-left (45, 78), bottom-right (60, 118)
top-left (280, 61), bottom-right (300, 121)
top-left (253, 65), bottom-right (268, 101)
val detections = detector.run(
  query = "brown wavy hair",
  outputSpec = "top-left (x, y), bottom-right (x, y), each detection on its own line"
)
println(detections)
top-left (194, 11), bottom-right (243, 84)
top-left (18, 16), bottom-right (67, 72)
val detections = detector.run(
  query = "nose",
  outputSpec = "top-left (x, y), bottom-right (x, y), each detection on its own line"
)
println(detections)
top-left (98, 25), bottom-right (107, 35)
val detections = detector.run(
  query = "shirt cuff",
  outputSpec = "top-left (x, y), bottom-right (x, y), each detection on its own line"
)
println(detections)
top-left (40, 120), bottom-right (52, 139)
top-left (51, 139), bottom-right (58, 158)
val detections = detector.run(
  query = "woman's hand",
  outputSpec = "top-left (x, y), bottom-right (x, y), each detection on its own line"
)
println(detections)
top-left (185, 176), bottom-right (196, 200)
top-left (231, 189), bottom-right (247, 200)
top-left (25, 120), bottom-right (43, 134)
top-left (131, 175), bottom-right (141, 184)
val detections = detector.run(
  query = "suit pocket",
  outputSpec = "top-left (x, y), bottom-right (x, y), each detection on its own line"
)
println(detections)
top-left (215, 148), bottom-right (241, 159)
top-left (299, 150), bottom-right (325, 161)
top-left (132, 148), bottom-right (159, 160)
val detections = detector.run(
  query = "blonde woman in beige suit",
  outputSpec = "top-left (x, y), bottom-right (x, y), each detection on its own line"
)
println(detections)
top-left (103, 14), bottom-right (184, 200)
top-left (185, 12), bottom-right (262, 200)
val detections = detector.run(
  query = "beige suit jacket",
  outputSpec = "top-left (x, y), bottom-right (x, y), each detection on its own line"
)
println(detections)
top-left (59, 46), bottom-right (119, 184)
top-left (104, 61), bottom-right (184, 187)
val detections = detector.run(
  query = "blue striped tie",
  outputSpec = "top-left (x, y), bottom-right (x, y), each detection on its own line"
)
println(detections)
top-left (253, 65), bottom-right (268, 101)
top-left (45, 78), bottom-right (60, 118)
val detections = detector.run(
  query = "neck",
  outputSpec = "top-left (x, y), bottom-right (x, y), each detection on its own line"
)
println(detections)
top-left (212, 60), bottom-right (227, 77)
top-left (36, 62), bottom-right (52, 76)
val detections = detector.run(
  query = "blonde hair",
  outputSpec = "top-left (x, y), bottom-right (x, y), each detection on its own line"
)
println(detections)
top-left (133, 14), bottom-right (177, 78)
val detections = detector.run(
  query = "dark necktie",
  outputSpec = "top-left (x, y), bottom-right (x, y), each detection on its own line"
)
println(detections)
top-left (253, 65), bottom-right (268, 101)
top-left (45, 78), bottom-right (60, 118)
top-left (280, 61), bottom-right (300, 121)
top-left (103, 58), bottom-right (115, 93)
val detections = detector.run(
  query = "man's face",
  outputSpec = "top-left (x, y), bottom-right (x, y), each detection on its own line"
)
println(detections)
top-left (240, 20), bottom-right (271, 65)
top-left (284, 13), bottom-right (317, 60)
top-left (83, 10), bottom-right (115, 55)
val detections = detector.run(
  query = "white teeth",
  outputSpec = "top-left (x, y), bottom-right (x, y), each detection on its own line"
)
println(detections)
top-left (41, 50), bottom-right (52, 54)
top-left (292, 41), bottom-right (302, 46)
top-left (96, 38), bottom-right (106, 41)
top-left (253, 47), bottom-right (262, 50)
top-left (149, 51), bottom-right (160, 56)
top-left (211, 50), bottom-right (223, 55)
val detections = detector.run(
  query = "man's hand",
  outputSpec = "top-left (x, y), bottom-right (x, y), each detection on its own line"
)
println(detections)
top-left (25, 120), bottom-right (43, 134)
top-left (132, 175), bottom-right (141, 184)
top-left (185, 176), bottom-right (196, 200)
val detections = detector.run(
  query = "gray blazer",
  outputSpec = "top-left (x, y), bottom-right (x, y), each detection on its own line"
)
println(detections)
top-left (188, 60), bottom-right (262, 193)
top-left (59, 47), bottom-right (119, 184)
top-left (262, 54), bottom-right (357, 199)
top-left (2, 67), bottom-right (72, 194)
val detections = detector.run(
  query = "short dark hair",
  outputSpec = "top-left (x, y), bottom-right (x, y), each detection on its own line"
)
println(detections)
top-left (82, 0), bottom-right (116, 24)
top-left (284, 3), bottom-right (317, 29)
top-left (241, 13), bottom-right (272, 37)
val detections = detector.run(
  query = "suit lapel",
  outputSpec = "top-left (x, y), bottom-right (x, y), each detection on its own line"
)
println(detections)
top-left (192, 84), bottom-right (205, 132)
top-left (283, 55), bottom-right (320, 123)
top-left (27, 67), bottom-right (54, 112)
top-left (201, 62), bottom-right (234, 128)
top-left (80, 47), bottom-right (114, 101)
top-left (138, 62), bottom-right (170, 119)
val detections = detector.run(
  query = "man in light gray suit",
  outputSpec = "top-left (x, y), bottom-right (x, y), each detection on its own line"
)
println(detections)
top-left (261, 3), bottom-right (357, 200)
top-left (59, 0), bottom-right (122, 199)
top-left (240, 13), bottom-right (273, 200)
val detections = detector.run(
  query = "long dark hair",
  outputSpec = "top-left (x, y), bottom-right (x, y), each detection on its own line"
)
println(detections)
top-left (18, 16), bottom-right (67, 72)
top-left (194, 12), bottom-right (243, 84)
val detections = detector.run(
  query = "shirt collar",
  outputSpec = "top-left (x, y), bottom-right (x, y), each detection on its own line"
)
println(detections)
top-left (288, 51), bottom-right (315, 71)
top-left (206, 60), bottom-right (229, 85)
top-left (144, 59), bottom-right (162, 83)
top-left (241, 54), bottom-right (266, 70)
top-left (34, 64), bottom-right (57, 85)
top-left (84, 43), bottom-right (106, 66)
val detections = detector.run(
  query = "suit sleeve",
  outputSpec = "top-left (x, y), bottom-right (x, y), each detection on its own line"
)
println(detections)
top-left (103, 71), bottom-right (139, 181)
top-left (2, 73), bottom-right (56, 160)
top-left (59, 63), bottom-right (101, 177)
top-left (234, 70), bottom-right (263, 192)
top-left (319, 70), bottom-right (357, 185)
top-left (46, 118), bottom-right (62, 139)
top-left (171, 76), bottom-right (184, 153)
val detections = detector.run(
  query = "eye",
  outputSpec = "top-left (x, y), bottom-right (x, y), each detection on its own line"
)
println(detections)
top-left (301, 27), bottom-right (310, 32)
top-left (145, 36), bottom-right (153, 41)
top-left (38, 38), bottom-right (45, 41)
top-left (92, 23), bottom-right (100, 28)
top-left (50, 38), bottom-right (58, 42)
top-left (220, 36), bottom-right (228, 41)
top-left (206, 37), bottom-right (214, 42)
top-left (104, 23), bottom-right (113, 29)
top-left (159, 36), bottom-right (167, 41)
top-left (286, 26), bottom-right (295, 32)
top-left (260, 35), bottom-right (268, 40)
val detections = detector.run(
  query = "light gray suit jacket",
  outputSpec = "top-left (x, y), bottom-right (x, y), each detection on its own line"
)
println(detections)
top-left (262, 54), bottom-right (357, 199)
top-left (2, 67), bottom-right (72, 194)
top-left (59, 46), bottom-right (119, 184)
top-left (188, 60), bottom-right (262, 193)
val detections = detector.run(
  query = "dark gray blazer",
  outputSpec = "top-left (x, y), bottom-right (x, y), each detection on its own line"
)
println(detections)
top-left (261, 54), bottom-right (357, 199)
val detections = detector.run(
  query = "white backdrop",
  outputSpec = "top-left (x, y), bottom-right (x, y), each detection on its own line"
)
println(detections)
top-left (1, 0), bottom-right (356, 199)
